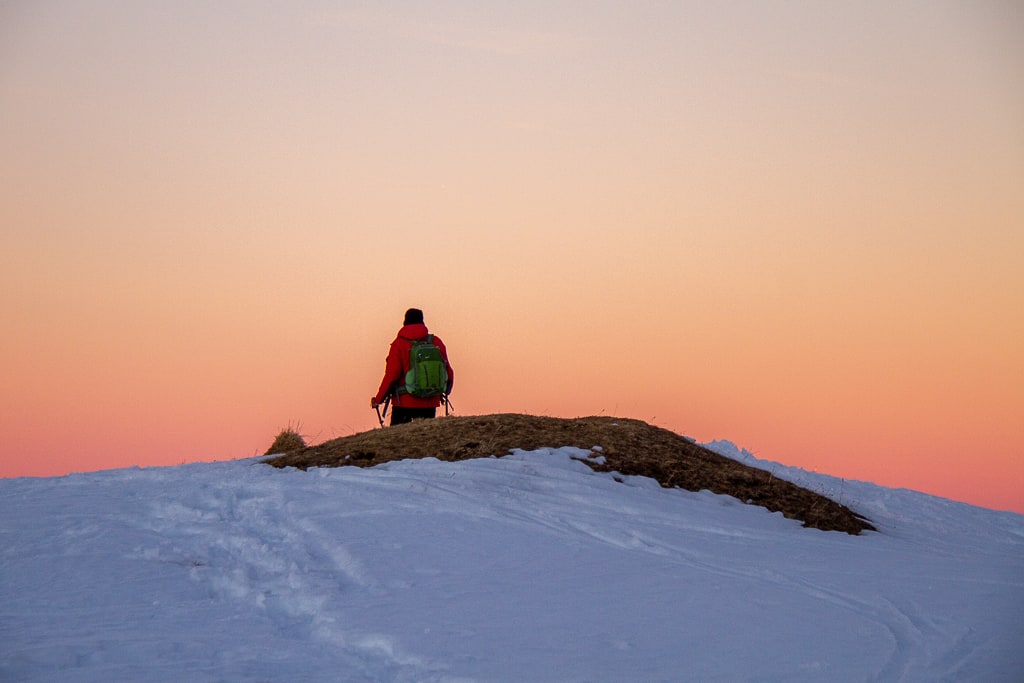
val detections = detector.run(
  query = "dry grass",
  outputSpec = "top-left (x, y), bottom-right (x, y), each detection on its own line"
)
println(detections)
top-left (264, 413), bottom-right (875, 535)
top-left (264, 424), bottom-right (307, 455)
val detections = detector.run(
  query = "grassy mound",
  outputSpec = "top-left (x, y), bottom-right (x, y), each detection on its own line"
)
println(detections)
top-left (264, 414), bottom-right (875, 535)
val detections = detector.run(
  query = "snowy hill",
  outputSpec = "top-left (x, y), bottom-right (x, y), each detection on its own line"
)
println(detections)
top-left (2, 443), bottom-right (1022, 682)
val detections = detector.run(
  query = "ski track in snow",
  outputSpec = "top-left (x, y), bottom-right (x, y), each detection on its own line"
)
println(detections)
top-left (1, 445), bottom-right (1023, 682)
top-left (137, 471), bottom-right (431, 680)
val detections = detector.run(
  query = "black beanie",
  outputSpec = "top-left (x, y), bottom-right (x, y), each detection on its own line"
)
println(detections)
top-left (403, 308), bottom-right (424, 325)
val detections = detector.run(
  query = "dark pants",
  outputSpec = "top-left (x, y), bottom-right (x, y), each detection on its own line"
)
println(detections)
top-left (390, 406), bottom-right (436, 426)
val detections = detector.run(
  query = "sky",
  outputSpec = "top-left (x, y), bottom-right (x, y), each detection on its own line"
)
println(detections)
top-left (1, 1), bottom-right (1022, 512)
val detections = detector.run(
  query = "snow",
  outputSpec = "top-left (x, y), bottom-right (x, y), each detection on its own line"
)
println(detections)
top-left (2, 443), bottom-right (1022, 682)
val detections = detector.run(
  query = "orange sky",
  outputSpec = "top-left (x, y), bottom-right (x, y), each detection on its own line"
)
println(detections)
top-left (2, 2), bottom-right (1022, 513)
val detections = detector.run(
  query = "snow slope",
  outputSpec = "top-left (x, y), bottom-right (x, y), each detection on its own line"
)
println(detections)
top-left (2, 444), bottom-right (1022, 682)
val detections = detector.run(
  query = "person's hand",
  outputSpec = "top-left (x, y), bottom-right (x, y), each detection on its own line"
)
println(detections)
top-left (371, 397), bottom-right (380, 409)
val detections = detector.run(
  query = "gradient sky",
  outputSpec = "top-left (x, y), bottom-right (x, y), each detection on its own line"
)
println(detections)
top-left (2, 1), bottom-right (1022, 513)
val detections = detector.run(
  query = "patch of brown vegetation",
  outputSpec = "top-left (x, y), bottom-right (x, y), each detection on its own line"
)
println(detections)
top-left (264, 414), bottom-right (875, 535)
top-left (264, 425), bottom-right (307, 455)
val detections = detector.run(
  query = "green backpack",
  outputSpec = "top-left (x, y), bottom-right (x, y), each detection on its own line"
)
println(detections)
top-left (402, 335), bottom-right (448, 398)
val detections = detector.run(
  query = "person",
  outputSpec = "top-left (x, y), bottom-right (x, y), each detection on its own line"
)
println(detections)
top-left (371, 308), bottom-right (454, 425)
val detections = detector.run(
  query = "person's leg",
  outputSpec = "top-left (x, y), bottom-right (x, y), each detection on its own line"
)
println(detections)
top-left (389, 409), bottom-right (434, 423)
top-left (390, 407), bottom-right (436, 425)
top-left (390, 407), bottom-right (413, 425)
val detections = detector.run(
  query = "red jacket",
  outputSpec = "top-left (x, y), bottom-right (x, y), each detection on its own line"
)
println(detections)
top-left (374, 323), bottom-right (454, 408)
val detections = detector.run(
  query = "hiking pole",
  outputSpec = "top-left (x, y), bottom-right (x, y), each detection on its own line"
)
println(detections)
top-left (443, 394), bottom-right (454, 416)
top-left (375, 396), bottom-right (391, 427)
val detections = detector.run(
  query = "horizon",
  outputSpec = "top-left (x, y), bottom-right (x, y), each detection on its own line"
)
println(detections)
top-left (1, 2), bottom-right (1021, 514)
top-left (2, 412), bottom-right (1021, 517)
